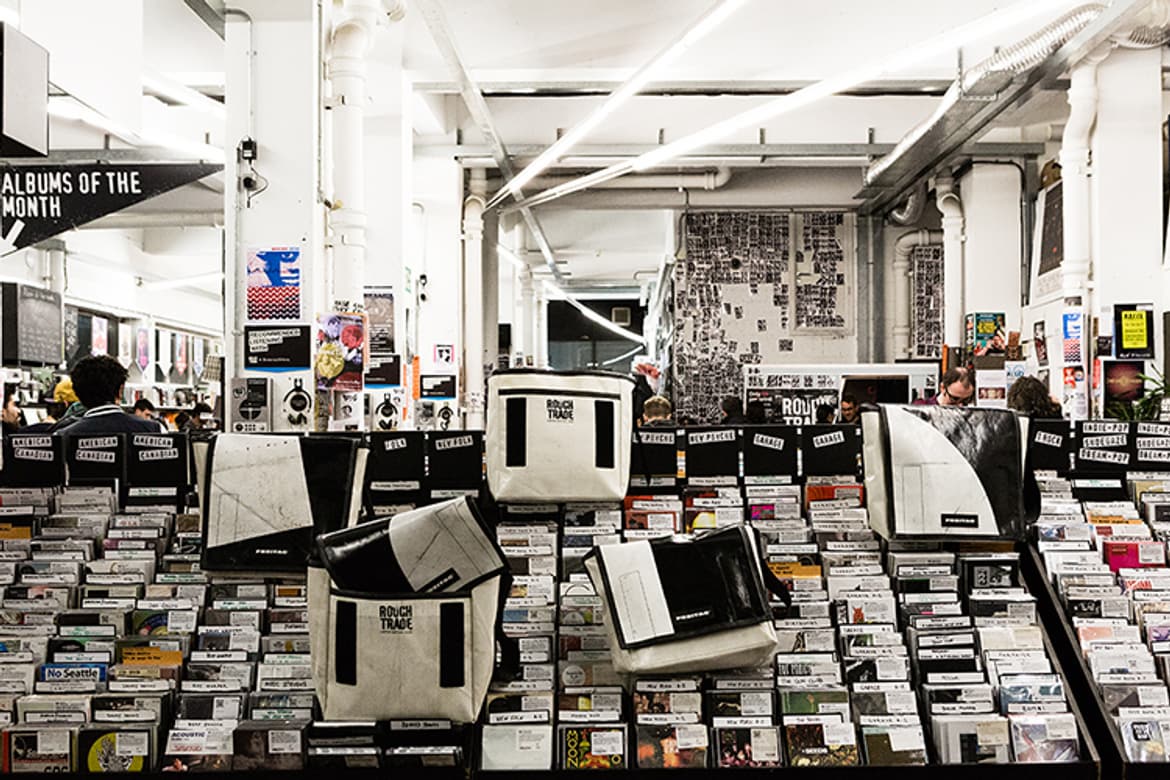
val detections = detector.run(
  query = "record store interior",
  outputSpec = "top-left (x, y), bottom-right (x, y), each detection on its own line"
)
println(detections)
top-left (5, 0), bottom-right (1170, 775)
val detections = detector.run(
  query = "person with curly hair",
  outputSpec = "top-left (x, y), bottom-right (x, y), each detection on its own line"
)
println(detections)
top-left (1007, 376), bottom-right (1063, 419)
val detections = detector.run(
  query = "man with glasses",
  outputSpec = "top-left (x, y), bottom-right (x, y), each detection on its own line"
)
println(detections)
top-left (932, 366), bottom-right (976, 406)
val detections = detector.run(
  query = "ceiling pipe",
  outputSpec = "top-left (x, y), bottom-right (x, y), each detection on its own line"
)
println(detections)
top-left (865, 4), bottom-right (1107, 190)
top-left (892, 229), bottom-right (942, 359)
top-left (887, 182), bottom-right (927, 226)
top-left (79, 212), bottom-right (224, 229)
top-left (492, 168), bottom-right (733, 192)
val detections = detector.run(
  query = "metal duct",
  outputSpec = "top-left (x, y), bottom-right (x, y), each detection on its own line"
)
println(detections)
top-left (887, 183), bottom-right (927, 226)
top-left (865, 4), bottom-right (1106, 192)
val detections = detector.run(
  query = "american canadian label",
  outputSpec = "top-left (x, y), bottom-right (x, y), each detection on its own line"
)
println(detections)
top-left (78, 436), bottom-right (118, 449)
top-left (75, 450), bottom-right (115, 463)
top-left (139, 448), bottom-right (178, 461)
top-left (132, 435), bottom-right (173, 448)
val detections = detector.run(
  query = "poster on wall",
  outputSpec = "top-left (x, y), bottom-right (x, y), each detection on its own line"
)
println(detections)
top-left (315, 313), bottom-right (366, 392)
top-left (172, 333), bottom-right (189, 384)
top-left (90, 316), bottom-right (108, 356)
top-left (1033, 321), bottom-right (1048, 366)
top-left (966, 312), bottom-right (1006, 356)
top-left (244, 325), bottom-right (311, 370)
top-left (193, 337), bottom-right (205, 381)
top-left (1114, 303), bottom-right (1155, 360)
top-left (246, 247), bottom-right (301, 321)
top-left (117, 324), bottom-right (132, 369)
top-left (136, 327), bottom-right (151, 374)
top-left (366, 354), bottom-right (402, 388)
top-left (156, 328), bottom-right (172, 384)
top-left (363, 286), bottom-right (398, 388)
top-left (1104, 359), bottom-right (1145, 410)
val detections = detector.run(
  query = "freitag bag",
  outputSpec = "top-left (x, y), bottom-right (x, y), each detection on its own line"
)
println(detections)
top-left (583, 525), bottom-right (788, 674)
top-left (861, 406), bottom-right (1028, 539)
top-left (309, 496), bottom-right (508, 722)
top-left (486, 369), bottom-right (634, 502)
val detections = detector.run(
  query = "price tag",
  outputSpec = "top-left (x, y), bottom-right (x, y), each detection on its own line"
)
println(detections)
top-left (740, 692), bottom-right (773, 716)
top-left (38, 730), bottom-right (69, 755)
top-left (885, 692), bottom-right (918, 713)
top-left (167, 610), bottom-right (197, 633)
top-left (212, 696), bottom-right (240, 721)
top-left (886, 727), bottom-right (922, 753)
top-left (516, 727), bottom-right (548, 752)
top-left (589, 729), bottom-right (623, 756)
top-left (1047, 717), bottom-right (1078, 741)
top-left (822, 721), bottom-right (856, 746)
top-left (268, 730), bottom-right (302, 755)
top-left (116, 732), bottom-right (148, 756)
top-left (674, 724), bottom-right (708, 750)
top-left (750, 728), bottom-right (779, 763)
top-left (976, 719), bottom-right (1009, 746)
top-left (1140, 543), bottom-right (1165, 565)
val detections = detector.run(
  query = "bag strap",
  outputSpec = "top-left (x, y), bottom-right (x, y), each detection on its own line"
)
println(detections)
top-left (751, 527), bottom-right (792, 607)
top-left (632, 425), bottom-right (655, 489)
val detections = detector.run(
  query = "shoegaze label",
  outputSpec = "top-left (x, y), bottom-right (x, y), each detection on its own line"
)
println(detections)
top-left (379, 604), bottom-right (413, 633)
top-left (941, 514), bottom-right (979, 529)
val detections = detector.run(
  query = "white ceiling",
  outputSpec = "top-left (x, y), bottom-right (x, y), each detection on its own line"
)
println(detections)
top-left (124, 1), bottom-right (1090, 287)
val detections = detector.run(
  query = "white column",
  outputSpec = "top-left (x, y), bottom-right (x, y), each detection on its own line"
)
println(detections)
top-left (935, 175), bottom-right (965, 348)
top-left (518, 267), bottom-right (535, 365)
top-left (483, 210), bottom-right (500, 371)
top-left (224, 0), bottom-right (324, 432)
top-left (534, 285), bottom-right (549, 368)
top-left (462, 169), bottom-right (486, 429)
top-left (961, 164), bottom-right (1022, 332)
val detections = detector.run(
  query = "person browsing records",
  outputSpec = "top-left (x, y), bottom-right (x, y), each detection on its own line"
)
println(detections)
top-left (51, 356), bottom-right (165, 435)
top-left (916, 366), bottom-right (975, 407)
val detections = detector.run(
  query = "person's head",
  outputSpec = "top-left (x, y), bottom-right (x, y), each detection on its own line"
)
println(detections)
top-left (815, 403), bottom-right (836, 424)
top-left (189, 402), bottom-right (213, 429)
top-left (174, 411), bottom-right (192, 430)
top-left (69, 355), bottom-right (129, 409)
top-left (938, 366), bottom-right (975, 407)
top-left (52, 378), bottom-right (78, 406)
top-left (839, 393), bottom-right (859, 423)
top-left (133, 399), bottom-right (157, 421)
top-left (720, 396), bottom-right (744, 419)
top-left (1008, 376), bottom-right (1062, 419)
top-left (44, 401), bottom-right (66, 422)
top-left (745, 400), bottom-right (767, 424)
top-left (2, 385), bottom-right (18, 426)
top-left (642, 395), bottom-right (672, 424)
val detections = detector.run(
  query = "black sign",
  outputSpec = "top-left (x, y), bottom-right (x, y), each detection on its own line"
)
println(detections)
top-left (425, 430), bottom-right (483, 495)
top-left (0, 163), bottom-right (222, 253)
top-left (1027, 419), bottom-right (1073, 475)
top-left (365, 431), bottom-right (426, 509)
top-left (740, 426), bottom-right (798, 480)
top-left (683, 427), bottom-right (740, 484)
top-left (747, 387), bottom-right (839, 425)
top-left (1, 282), bottom-right (61, 365)
top-left (244, 325), bottom-right (311, 370)
top-left (1, 433), bottom-right (64, 487)
top-left (799, 424), bottom-right (861, 478)
top-left (63, 433), bottom-right (126, 490)
top-left (127, 432), bottom-right (189, 489)
top-left (420, 374), bottom-right (456, 399)
top-left (631, 428), bottom-right (679, 489)
top-left (365, 354), bottom-right (402, 387)
top-left (1074, 420), bottom-right (1133, 475)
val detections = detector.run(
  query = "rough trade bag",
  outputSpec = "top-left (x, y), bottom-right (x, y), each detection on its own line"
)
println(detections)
top-left (309, 497), bottom-right (506, 722)
top-left (861, 405), bottom-right (1028, 539)
top-left (584, 526), bottom-right (787, 675)
top-left (486, 369), bottom-right (634, 502)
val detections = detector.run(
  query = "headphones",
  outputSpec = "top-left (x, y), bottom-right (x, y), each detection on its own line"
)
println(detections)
top-left (375, 394), bottom-right (398, 431)
top-left (437, 405), bottom-right (454, 431)
top-left (283, 378), bottom-right (312, 427)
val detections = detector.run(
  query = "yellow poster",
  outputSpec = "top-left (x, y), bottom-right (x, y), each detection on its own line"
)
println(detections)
top-left (1121, 309), bottom-right (1149, 351)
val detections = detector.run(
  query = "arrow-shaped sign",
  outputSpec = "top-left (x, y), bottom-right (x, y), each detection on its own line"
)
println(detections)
top-left (0, 219), bottom-right (25, 254)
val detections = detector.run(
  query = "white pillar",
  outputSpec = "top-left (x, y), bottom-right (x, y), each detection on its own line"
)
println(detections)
top-left (534, 285), bottom-right (548, 368)
top-left (518, 267), bottom-right (535, 365)
top-left (328, 0), bottom-right (380, 310)
top-left (961, 164), bottom-right (1023, 332)
top-left (935, 175), bottom-right (965, 348)
top-left (483, 210), bottom-right (500, 371)
top-left (1092, 47), bottom-right (1165, 351)
top-left (1059, 46), bottom-right (1109, 420)
top-left (462, 169), bottom-right (486, 429)
top-left (224, 0), bottom-right (324, 432)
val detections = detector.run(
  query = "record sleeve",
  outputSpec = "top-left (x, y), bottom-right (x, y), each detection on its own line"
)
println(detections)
top-left (78, 725), bottom-right (153, 772)
top-left (558, 725), bottom-right (626, 770)
top-left (860, 723), bottom-right (928, 765)
top-left (634, 724), bottom-right (708, 768)
top-left (1008, 714), bottom-right (1079, 762)
top-left (714, 726), bottom-right (782, 768)
top-left (782, 715), bottom-right (859, 767)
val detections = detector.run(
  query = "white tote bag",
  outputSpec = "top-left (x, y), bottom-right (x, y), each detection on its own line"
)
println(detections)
top-left (486, 370), bottom-right (635, 503)
top-left (309, 497), bottom-right (507, 722)
top-left (862, 405), bottom-right (1028, 539)
top-left (584, 526), bottom-right (787, 675)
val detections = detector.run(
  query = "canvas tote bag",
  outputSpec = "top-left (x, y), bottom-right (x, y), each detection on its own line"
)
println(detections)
top-left (309, 497), bottom-right (507, 722)
top-left (486, 369), bottom-right (635, 502)
top-left (584, 525), bottom-right (789, 675)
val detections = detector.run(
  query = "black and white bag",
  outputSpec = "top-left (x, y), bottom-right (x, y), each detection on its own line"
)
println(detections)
top-left (308, 497), bottom-right (507, 722)
top-left (583, 526), bottom-right (788, 674)
top-left (486, 370), bottom-right (634, 502)
top-left (861, 405), bottom-right (1028, 539)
